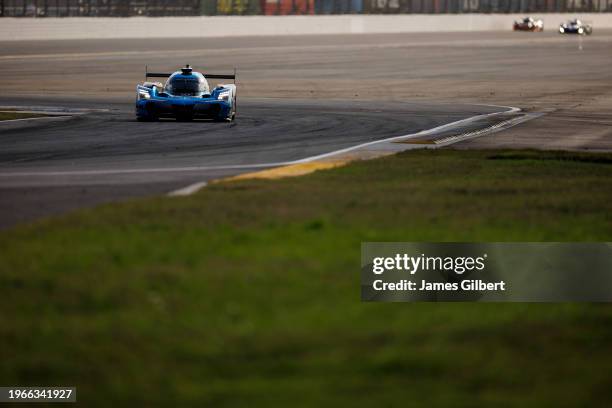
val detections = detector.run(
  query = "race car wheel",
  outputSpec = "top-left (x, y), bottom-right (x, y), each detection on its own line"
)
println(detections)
top-left (213, 98), bottom-right (236, 122)
top-left (230, 97), bottom-right (237, 121)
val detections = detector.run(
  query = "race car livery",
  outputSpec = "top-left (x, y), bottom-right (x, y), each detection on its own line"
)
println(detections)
top-left (136, 65), bottom-right (237, 122)
top-left (513, 17), bottom-right (544, 32)
top-left (559, 19), bottom-right (592, 35)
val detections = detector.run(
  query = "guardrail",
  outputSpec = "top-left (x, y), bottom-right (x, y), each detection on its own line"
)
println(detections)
top-left (1, 0), bottom-right (611, 17)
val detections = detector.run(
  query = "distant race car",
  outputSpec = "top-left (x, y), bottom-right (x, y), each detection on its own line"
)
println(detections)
top-left (559, 19), bottom-right (592, 35)
top-left (513, 17), bottom-right (544, 32)
top-left (136, 65), bottom-right (237, 122)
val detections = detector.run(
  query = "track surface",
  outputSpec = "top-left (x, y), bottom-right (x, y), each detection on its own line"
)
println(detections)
top-left (0, 97), bottom-right (501, 229)
top-left (1, 30), bottom-right (611, 228)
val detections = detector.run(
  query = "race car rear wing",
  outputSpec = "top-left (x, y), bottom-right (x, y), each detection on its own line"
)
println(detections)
top-left (145, 66), bottom-right (236, 83)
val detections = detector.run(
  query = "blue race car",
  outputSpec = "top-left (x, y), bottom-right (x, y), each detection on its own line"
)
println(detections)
top-left (136, 65), bottom-right (237, 122)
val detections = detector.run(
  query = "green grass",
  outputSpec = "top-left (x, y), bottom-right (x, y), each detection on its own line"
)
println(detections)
top-left (0, 111), bottom-right (50, 121)
top-left (1, 149), bottom-right (612, 406)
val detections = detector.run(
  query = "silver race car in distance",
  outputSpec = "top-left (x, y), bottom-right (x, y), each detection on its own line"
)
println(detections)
top-left (559, 19), bottom-right (592, 35)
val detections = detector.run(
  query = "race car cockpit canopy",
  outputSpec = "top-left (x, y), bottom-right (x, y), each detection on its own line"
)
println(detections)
top-left (164, 71), bottom-right (210, 97)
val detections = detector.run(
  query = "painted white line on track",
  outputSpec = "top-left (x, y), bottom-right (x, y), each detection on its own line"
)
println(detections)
top-left (0, 115), bottom-right (75, 131)
top-left (288, 106), bottom-right (521, 164)
top-left (0, 106), bottom-right (106, 113)
top-left (434, 112), bottom-right (544, 146)
top-left (0, 162), bottom-right (284, 177)
top-left (166, 105), bottom-right (532, 197)
top-left (0, 104), bottom-right (521, 179)
top-left (167, 181), bottom-right (208, 197)
top-left (0, 116), bottom-right (69, 124)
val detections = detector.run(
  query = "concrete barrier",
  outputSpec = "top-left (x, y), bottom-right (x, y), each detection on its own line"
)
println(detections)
top-left (1, 14), bottom-right (611, 41)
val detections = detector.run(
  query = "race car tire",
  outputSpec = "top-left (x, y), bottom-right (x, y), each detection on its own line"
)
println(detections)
top-left (230, 97), bottom-right (237, 121)
top-left (213, 99), bottom-right (236, 122)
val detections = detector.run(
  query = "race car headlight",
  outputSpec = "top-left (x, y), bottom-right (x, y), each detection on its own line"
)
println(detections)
top-left (559, 27), bottom-right (564, 33)
top-left (217, 91), bottom-right (231, 101)
top-left (138, 89), bottom-right (151, 100)
top-left (578, 27), bottom-right (584, 34)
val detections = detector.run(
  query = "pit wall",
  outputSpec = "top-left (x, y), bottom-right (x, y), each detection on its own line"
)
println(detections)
top-left (1, 14), bottom-right (611, 41)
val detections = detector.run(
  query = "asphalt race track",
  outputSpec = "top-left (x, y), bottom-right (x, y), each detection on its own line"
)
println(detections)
top-left (0, 97), bottom-right (502, 228)
top-left (1, 31), bottom-right (611, 228)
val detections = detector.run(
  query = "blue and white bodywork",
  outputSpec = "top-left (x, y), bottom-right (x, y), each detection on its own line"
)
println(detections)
top-left (559, 19), bottom-right (592, 35)
top-left (136, 65), bottom-right (237, 122)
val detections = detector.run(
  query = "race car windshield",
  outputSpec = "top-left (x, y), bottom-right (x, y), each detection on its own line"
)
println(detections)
top-left (166, 77), bottom-right (208, 96)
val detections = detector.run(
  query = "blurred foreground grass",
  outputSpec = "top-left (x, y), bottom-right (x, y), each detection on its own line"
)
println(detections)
top-left (1, 149), bottom-right (612, 406)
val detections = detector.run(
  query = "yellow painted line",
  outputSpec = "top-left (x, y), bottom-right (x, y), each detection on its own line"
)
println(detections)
top-left (220, 160), bottom-right (348, 182)
top-left (165, 105), bottom-right (529, 196)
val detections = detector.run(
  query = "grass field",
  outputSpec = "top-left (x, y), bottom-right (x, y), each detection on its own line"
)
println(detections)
top-left (1, 149), bottom-right (611, 406)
